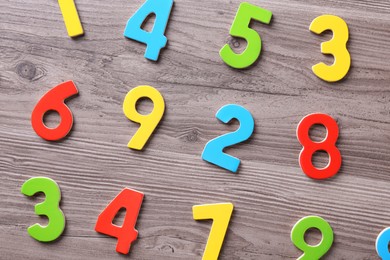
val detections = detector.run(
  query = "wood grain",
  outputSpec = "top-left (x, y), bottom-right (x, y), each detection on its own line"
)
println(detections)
top-left (0, 0), bottom-right (389, 259)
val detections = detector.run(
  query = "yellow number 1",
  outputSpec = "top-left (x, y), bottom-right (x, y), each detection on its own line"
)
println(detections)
top-left (193, 203), bottom-right (234, 260)
top-left (58, 0), bottom-right (84, 37)
top-left (310, 15), bottom-right (351, 82)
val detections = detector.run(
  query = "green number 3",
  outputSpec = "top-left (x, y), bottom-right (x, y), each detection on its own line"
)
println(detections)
top-left (21, 177), bottom-right (65, 242)
top-left (219, 2), bottom-right (272, 69)
top-left (291, 216), bottom-right (334, 260)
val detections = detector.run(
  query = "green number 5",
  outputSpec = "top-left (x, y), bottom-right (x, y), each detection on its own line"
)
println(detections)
top-left (21, 177), bottom-right (65, 242)
top-left (219, 2), bottom-right (272, 69)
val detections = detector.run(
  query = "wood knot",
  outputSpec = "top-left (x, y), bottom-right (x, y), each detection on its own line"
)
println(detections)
top-left (15, 61), bottom-right (45, 81)
top-left (16, 61), bottom-right (36, 80)
top-left (159, 244), bottom-right (175, 253)
top-left (228, 37), bottom-right (240, 49)
top-left (186, 129), bottom-right (199, 143)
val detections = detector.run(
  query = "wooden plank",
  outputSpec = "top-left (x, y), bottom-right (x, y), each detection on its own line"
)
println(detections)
top-left (0, 0), bottom-right (389, 259)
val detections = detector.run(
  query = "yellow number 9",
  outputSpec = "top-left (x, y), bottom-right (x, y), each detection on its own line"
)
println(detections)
top-left (123, 85), bottom-right (165, 150)
top-left (310, 15), bottom-right (351, 82)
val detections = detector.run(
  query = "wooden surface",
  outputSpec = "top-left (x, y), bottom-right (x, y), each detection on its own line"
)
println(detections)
top-left (1, 0), bottom-right (390, 259)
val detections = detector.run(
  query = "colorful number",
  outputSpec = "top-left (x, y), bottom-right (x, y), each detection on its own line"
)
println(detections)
top-left (310, 15), bottom-right (351, 82)
top-left (376, 227), bottom-right (390, 259)
top-left (219, 2), bottom-right (272, 69)
top-left (202, 104), bottom-right (254, 172)
top-left (123, 85), bottom-right (165, 150)
top-left (124, 0), bottom-right (174, 61)
top-left (21, 177), bottom-right (65, 242)
top-left (31, 81), bottom-right (78, 141)
top-left (193, 203), bottom-right (234, 260)
top-left (291, 216), bottom-right (334, 260)
top-left (296, 113), bottom-right (341, 179)
top-left (58, 0), bottom-right (84, 37)
top-left (95, 188), bottom-right (144, 254)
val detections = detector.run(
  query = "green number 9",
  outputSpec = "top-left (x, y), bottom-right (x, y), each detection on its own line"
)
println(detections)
top-left (291, 216), bottom-right (334, 260)
top-left (21, 177), bottom-right (65, 242)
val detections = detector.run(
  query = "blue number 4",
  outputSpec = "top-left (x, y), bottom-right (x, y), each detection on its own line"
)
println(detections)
top-left (202, 104), bottom-right (255, 173)
top-left (124, 0), bottom-right (174, 61)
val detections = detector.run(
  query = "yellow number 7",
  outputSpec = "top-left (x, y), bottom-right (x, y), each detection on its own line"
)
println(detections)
top-left (193, 203), bottom-right (234, 260)
top-left (58, 0), bottom-right (84, 37)
top-left (310, 15), bottom-right (351, 82)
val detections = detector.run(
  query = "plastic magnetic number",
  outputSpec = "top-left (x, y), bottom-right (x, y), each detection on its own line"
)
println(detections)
top-left (297, 113), bottom-right (341, 179)
top-left (124, 0), bottom-right (174, 61)
top-left (376, 227), bottom-right (390, 259)
top-left (21, 177), bottom-right (65, 242)
top-left (95, 188), bottom-right (144, 254)
top-left (58, 0), bottom-right (84, 37)
top-left (219, 2), bottom-right (272, 69)
top-left (310, 15), bottom-right (351, 82)
top-left (31, 81), bottom-right (78, 141)
top-left (123, 85), bottom-right (165, 150)
top-left (202, 104), bottom-right (254, 172)
top-left (291, 216), bottom-right (334, 260)
top-left (193, 203), bottom-right (234, 260)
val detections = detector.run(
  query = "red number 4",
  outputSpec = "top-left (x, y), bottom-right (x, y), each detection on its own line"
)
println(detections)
top-left (95, 188), bottom-right (144, 254)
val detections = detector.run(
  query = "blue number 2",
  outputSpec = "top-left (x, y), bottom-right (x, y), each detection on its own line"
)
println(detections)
top-left (124, 0), bottom-right (174, 61)
top-left (202, 104), bottom-right (255, 172)
top-left (376, 227), bottom-right (390, 259)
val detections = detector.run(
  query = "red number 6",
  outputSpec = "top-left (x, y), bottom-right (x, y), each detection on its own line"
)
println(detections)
top-left (31, 81), bottom-right (78, 141)
top-left (297, 113), bottom-right (342, 179)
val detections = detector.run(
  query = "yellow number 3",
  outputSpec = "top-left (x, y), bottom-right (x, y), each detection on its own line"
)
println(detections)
top-left (310, 15), bottom-right (351, 82)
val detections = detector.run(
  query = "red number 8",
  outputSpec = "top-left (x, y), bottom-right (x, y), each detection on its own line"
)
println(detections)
top-left (297, 113), bottom-right (341, 179)
top-left (31, 81), bottom-right (78, 141)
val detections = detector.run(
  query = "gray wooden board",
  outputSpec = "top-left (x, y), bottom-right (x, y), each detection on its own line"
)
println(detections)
top-left (0, 0), bottom-right (390, 259)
